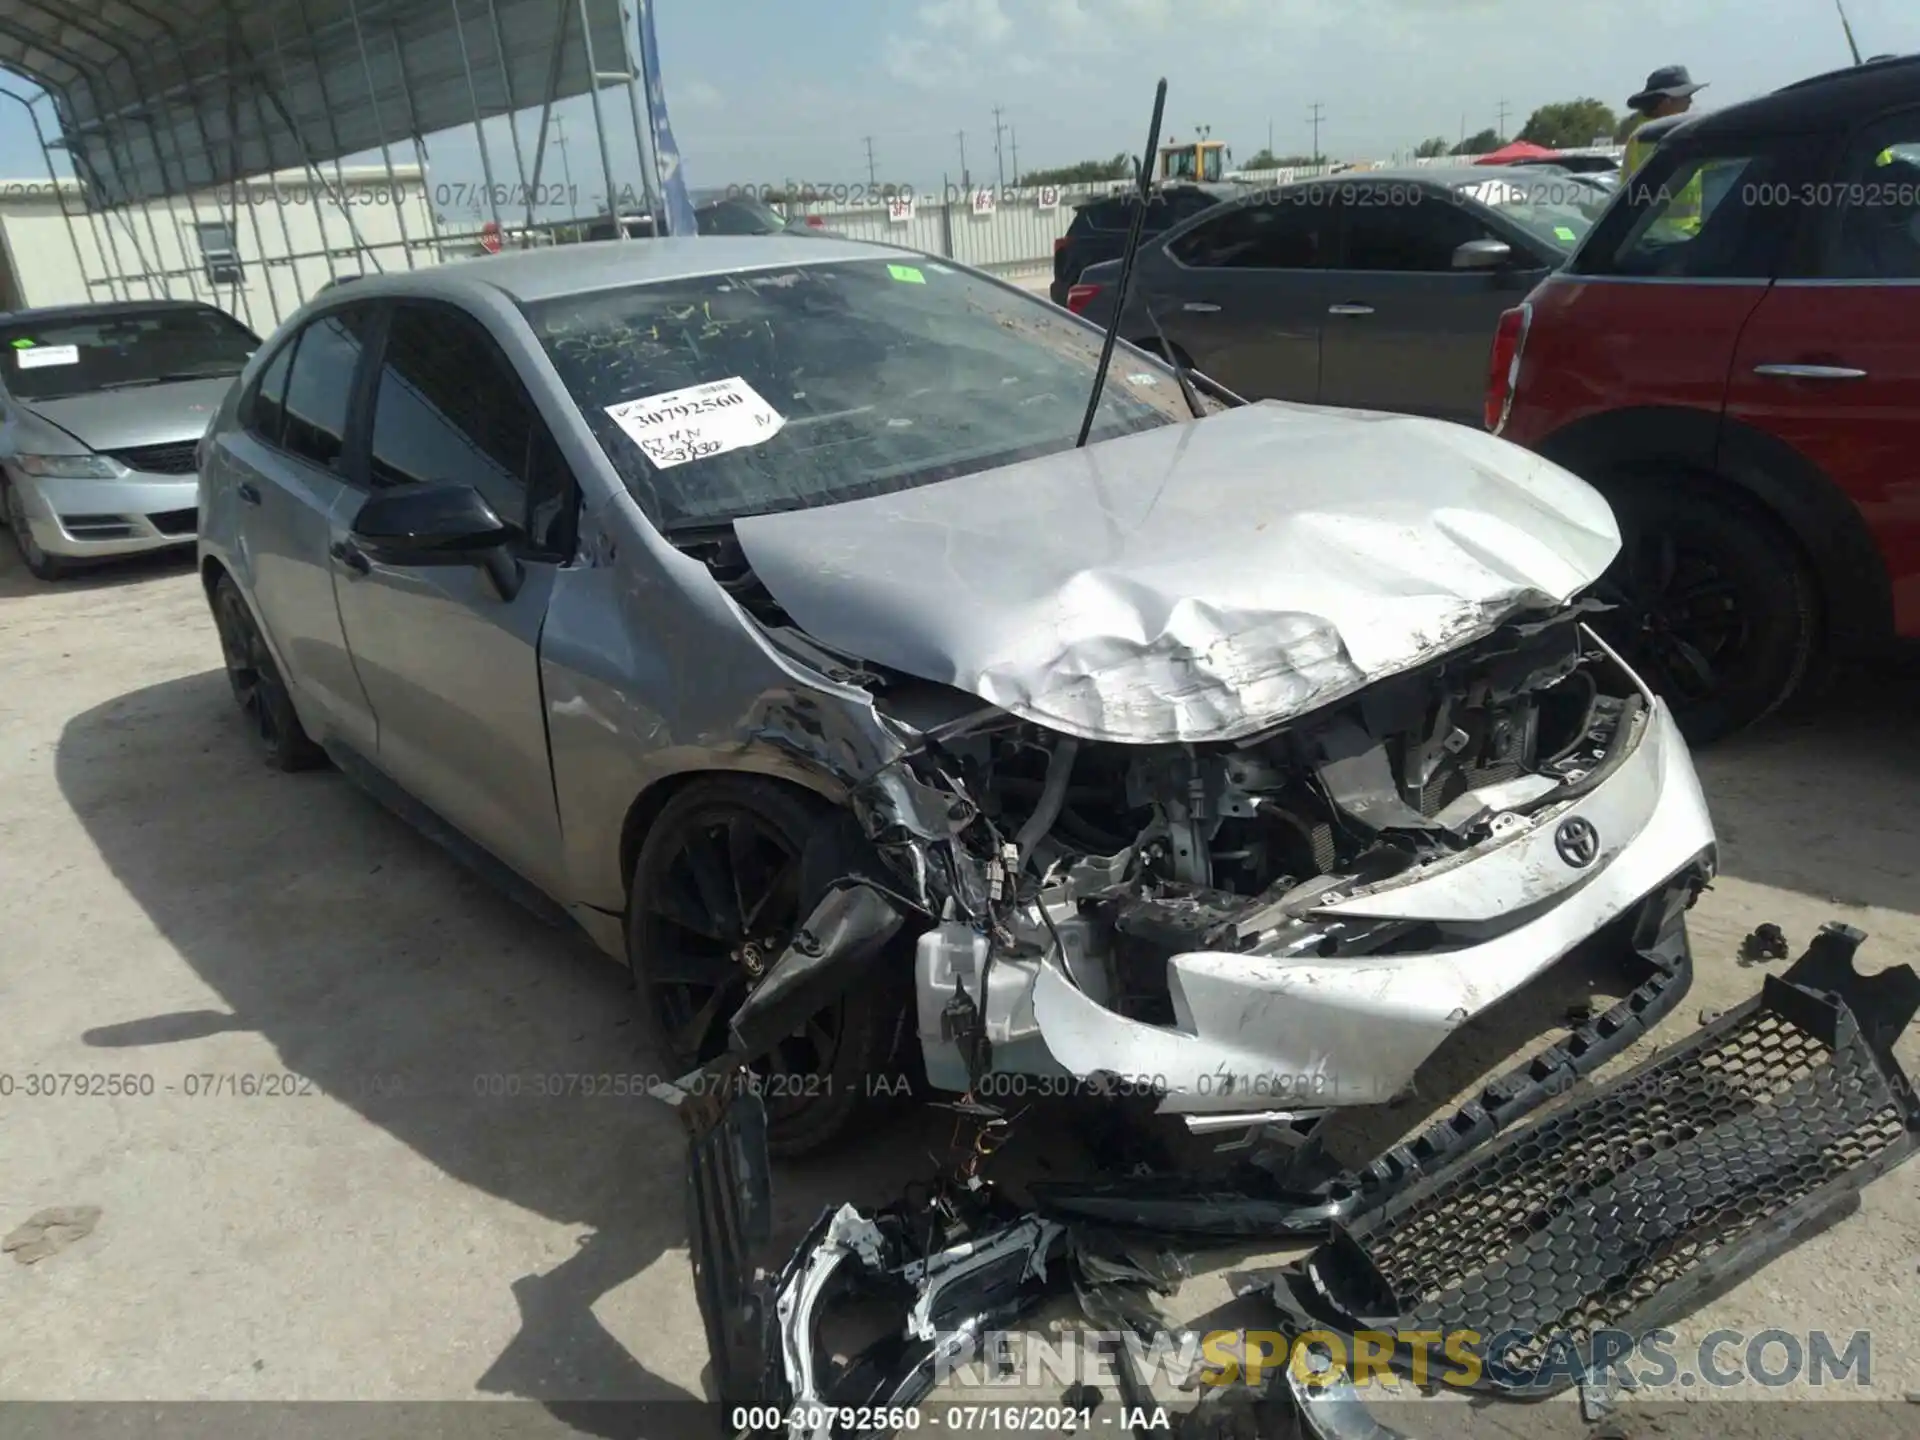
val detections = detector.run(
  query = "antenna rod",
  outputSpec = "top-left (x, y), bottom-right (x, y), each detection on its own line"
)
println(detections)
top-left (1835, 0), bottom-right (1863, 64)
top-left (1075, 77), bottom-right (1168, 449)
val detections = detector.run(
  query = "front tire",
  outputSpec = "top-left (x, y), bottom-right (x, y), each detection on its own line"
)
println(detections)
top-left (208, 574), bottom-right (327, 771)
top-left (2, 477), bottom-right (68, 581)
top-left (626, 777), bottom-right (898, 1157)
top-left (1593, 481), bottom-right (1816, 744)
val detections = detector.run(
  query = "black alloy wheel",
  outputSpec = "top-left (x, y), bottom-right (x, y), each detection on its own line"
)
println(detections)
top-left (209, 575), bottom-right (327, 771)
top-left (1592, 483), bottom-right (1815, 744)
top-left (627, 777), bottom-right (895, 1156)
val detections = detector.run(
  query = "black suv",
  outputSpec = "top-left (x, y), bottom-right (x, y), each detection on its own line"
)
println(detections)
top-left (1049, 183), bottom-right (1239, 305)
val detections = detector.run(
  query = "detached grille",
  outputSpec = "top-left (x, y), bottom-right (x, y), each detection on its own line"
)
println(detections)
top-left (107, 440), bottom-right (200, 475)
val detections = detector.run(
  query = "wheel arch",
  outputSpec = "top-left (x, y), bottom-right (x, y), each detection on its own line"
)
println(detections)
top-left (1535, 406), bottom-right (1896, 657)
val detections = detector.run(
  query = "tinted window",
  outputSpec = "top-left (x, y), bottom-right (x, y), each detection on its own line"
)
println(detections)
top-left (1575, 137), bottom-right (1821, 280)
top-left (697, 198), bottom-right (786, 235)
top-left (1076, 191), bottom-right (1205, 235)
top-left (1170, 195), bottom-right (1326, 268)
top-left (1340, 187), bottom-right (1490, 270)
top-left (526, 259), bottom-right (1202, 530)
top-left (246, 338), bottom-right (297, 445)
top-left (1450, 173), bottom-right (1612, 255)
top-left (1825, 109), bottom-right (1920, 279)
top-left (0, 305), bottom-right (258, 402)
top-left (368, 303), bottom-right (573, 553)
top-left (280, 308), bottom-right (368, 470)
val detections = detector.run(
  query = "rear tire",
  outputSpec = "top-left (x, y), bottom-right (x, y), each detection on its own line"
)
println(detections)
top-left (208, 574), bottom-right (327, 771)
top-left (1592, 480), bottom-right (1816, 745)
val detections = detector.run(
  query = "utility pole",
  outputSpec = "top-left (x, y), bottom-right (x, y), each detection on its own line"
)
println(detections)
top-left (863, 136), bottom-right (877, 188)
top-left (1308, 101), bottom-right (1325, 163)
top-left (991, 104), bottom-right (1008, 189)
top-left (1496, 99), bottom-right (1511, 140)
top-left (957, 129), bottom-right (969, 191)
top-left (1267, 118), bottom-right (1274, 155)
top-left (1010, 127), bottom-right (1020, 185)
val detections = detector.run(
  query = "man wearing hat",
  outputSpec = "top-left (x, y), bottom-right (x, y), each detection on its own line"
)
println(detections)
top-left (1624, 65), bottom-right (1707, 180)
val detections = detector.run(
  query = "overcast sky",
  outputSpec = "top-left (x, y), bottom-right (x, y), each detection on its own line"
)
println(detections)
top-left (0, 0), bottom-right (1911, 208)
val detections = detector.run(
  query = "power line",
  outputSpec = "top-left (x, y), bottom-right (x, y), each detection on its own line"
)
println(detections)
top-left (862, 136), bottom-right (877, 188)
top-left (1308, 101), bottom-right (1325, 162)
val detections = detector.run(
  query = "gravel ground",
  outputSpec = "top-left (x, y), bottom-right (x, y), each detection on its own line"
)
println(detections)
top-left (2, 541), bottom-right (1916, 1438)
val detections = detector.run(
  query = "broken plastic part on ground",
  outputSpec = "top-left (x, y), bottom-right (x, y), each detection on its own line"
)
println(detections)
top-left (656, 920), bottom-right (1920, 1438)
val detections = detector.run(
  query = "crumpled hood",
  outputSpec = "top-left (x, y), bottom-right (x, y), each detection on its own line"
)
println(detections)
top-left (732, 402), bottom-right (1621, 744)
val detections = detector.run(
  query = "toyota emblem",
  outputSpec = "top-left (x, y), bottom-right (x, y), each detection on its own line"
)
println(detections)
top-left (1556, 816), bottom-right (1600, 868)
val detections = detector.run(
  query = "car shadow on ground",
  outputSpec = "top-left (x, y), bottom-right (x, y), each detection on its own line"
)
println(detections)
top-left (1693, 649), bottom-right (1920, 916)
top-left (53, 653), bottom-right (1920, 1431)
top-left (52, 668), bottom-right (977, 1435)
top-left (0, 536), bottom-right (195, 599)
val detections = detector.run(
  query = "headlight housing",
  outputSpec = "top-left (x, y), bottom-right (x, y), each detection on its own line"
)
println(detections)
top-left (12, 452), bottom-right (127, 479)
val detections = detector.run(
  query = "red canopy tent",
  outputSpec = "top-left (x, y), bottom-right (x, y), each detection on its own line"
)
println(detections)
top-left (1474, 140), bottom-right (1562, 165)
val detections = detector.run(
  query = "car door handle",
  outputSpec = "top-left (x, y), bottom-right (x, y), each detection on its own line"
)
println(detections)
top-left (1328, 303), bottom-right (1376, 317)
top-left (1752, 363), bottom-right (1866, 380)
top-left (236, 481), bottom-right (261, 505)
top-left (1182, 301), bottom-right (1222, 313)
top-left (328, 539), bottom-right (371, 575)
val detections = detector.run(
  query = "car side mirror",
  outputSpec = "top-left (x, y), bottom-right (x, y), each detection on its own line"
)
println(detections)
top-left (1453, 237), bottom-right (1515, 270)
top-left (350, 483), bottom-right (524, 599)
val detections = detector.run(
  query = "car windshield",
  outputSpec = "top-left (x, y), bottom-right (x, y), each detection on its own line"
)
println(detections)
top-left (0, 306), bottom-right (258, 401)
top-left (1452, 172), bottom-right (1613, 254)
top-left (525, 257), bottom-right (1200, 530)
top-left (697, 198), bottom-right (788, 235)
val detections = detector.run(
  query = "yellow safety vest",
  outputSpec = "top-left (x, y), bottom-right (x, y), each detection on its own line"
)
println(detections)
top-left (1624, 126), bottom-right (1702, 236)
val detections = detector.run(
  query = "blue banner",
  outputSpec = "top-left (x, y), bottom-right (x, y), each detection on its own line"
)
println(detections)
top-left (635, 0), bottom-right (698, 237)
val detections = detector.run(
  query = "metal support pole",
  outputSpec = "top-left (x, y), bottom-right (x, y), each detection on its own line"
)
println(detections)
top-left (246, 83), bottom-right (308, 317)
top-left (618, 0), bottom-right (657, 224)
top-left (387, 23), bottom-right (441, 265)
top-left (0, 86), bottom-right (96, 305)
top-left (527, 0), bottom-right (573, 232)
top-left (262, 13), bottom-right (384, 272)
top-left (449, 0), bottom-right (506, 235)
top-left (574, 0), bottom-right (624, 228)
top-left (12, 0), bottom-right (194, 306)
top-left (483, 0), bottom-right (536, 240)
top-left (344, 0), bottom-right (418, 268)
top-left (293, 0), bottom-right (376, 275)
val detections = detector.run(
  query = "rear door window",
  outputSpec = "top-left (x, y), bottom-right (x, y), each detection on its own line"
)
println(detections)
top-left (279, 306), bottom-right (373, 471)
top-left (1336, 186), bottom-right (1491, 270)
top-left (1822, 107), bottom-right (1920, 279)
top-left (1169, 191), bottom-right (1330, 268)
top-left (244, 337), bottom-right (298, 447)
top-left (1573, 135), bottom-right (1826, 280)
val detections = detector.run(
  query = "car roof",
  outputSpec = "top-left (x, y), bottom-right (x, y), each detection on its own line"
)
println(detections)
top-left (304, 235), bottom-right (914, 307)
top-left (1073, 181), bottom-right (1242, 209)
top-left (1683, 52), bottom-right (1920, 139)
top-left (0, 298), bottom-right (235, 327)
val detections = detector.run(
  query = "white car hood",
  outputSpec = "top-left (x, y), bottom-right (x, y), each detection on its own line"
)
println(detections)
top-left (732, 401), bottom-right (1621, 744)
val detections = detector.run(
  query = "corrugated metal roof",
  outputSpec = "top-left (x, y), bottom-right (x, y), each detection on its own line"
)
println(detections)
top-left (0, 0), bottom-right (631, 207)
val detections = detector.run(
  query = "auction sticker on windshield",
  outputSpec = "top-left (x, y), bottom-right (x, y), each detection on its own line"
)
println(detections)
top-left (605, 376), bottom-right (786, 470)
top-left (16, 343), bottom-right (78, 369)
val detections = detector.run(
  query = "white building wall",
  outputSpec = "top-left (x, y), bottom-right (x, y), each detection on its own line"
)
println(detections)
top-left (0, 165), bottom-right (441, 334)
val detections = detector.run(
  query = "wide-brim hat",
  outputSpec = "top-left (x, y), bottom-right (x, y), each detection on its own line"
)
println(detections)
top-left (1630, 65), bottom-right (1706, 111)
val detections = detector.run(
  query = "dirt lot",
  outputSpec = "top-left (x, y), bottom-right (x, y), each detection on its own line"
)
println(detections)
top-left (3, 542), bottom-right (1918, 1436)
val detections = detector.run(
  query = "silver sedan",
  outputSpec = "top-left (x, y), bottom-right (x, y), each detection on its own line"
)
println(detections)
top-left (0, 300), bottom-right (257, 579)
top-left (194, 236), bottom-right (1714, 1155)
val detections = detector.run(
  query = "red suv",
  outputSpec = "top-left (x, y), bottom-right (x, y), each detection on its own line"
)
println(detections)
top-left (1491, 55), bottom-right (1920, 741)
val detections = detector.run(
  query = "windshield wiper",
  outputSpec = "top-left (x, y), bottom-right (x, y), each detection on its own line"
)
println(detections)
top-left (1140, 299), bottom-right (1206, 420)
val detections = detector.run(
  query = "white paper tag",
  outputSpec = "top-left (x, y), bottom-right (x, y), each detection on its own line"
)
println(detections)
top-left (16, 344), bottom-right (79, 369)
top-left (604, 376), bottom-right (786, 469)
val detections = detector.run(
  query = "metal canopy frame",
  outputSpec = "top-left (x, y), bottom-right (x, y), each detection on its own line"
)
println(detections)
top-left (0, 0), bottom-right (663, 329)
